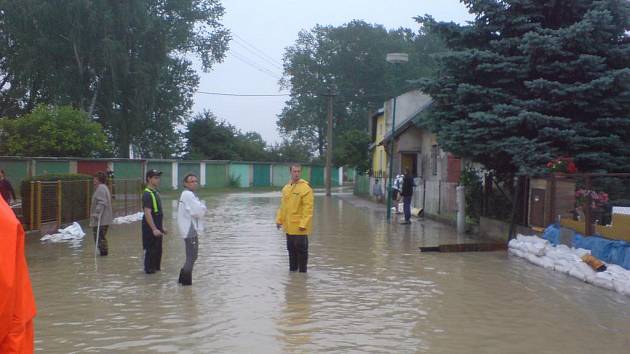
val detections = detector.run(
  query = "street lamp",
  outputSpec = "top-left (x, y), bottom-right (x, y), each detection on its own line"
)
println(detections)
top-left (385, 53), bottom-right (408, 223)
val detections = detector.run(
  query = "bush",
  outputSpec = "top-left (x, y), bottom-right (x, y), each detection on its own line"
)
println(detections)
top-left (0, 105), bottom-right (109, 157)
top-left (228, 174), bottom-right (241, 188)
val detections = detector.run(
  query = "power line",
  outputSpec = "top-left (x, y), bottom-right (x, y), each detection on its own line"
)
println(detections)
top-left (230, 49), bottom-right (283, 80)
top-left (197, 91), bottom-right (289, 97)
top-left (233, 33), bottom-right (284, 69)
top-left (232, 38), bottom-right (284, 71)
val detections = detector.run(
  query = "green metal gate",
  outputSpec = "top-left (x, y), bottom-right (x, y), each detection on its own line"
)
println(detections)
top-left (205, 163), bottom-right (228, 188)
top-left (253, 164), bottom-right (271, 187)
top-left (147, 161), bottom-right (173, 190)
top-left (310, 165), bottom-right (324, 187)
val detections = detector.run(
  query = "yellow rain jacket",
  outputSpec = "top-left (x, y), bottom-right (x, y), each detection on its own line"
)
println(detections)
top-left (276, 179), bottom-right (314, 235)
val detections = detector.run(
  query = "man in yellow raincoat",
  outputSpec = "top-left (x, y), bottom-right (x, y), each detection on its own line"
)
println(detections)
top-left (276, 164), bottom-right (314, 273)
top-left (0, 197), bottom-right (36, 353)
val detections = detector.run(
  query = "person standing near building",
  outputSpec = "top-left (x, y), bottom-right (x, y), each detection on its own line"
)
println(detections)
top-left (177, 173), bottom-right (207, 286)
top-left (392, 173), bottom-right (404, 213)
top-left (400, 169), bottom-right (415, 224)
top-left (0, 196), bottom-right (36, 353)
top-left (276, 164), bottom-right (314, 273)
top-left (142, 169), bottom-right (166, 274)
top-left (0, 169), bottom-right (16, 204)
top-left (89, 172), bottom-right (113, 256)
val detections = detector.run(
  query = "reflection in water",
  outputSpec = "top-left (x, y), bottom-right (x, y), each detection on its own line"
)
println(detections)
top-left (27, 191), bottom-right (630, 353)
top-left (278, 275), bottom-right (312, 353)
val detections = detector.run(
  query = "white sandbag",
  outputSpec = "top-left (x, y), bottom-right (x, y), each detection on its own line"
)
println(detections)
top-left (568, 267), bottom-right (587, 282)
top-left (511, 233), bottom-right (630, 296)
top-left (591, 272), bottom-right (615, 290)
top-left (574, 248), bottom-right (591, 257)
top-left (40, 222), bottom-right (85, 243)
top-left (113, 212), bottom-right (144, 224)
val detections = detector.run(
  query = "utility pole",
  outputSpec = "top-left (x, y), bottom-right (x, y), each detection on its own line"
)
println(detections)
top-left (385, 53), bottom-right (408, 223)
top-left (325, 89), bottom-right (335, 196)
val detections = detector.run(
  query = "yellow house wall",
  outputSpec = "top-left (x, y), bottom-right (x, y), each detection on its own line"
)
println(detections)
top-left (371, 114), bottom-right (387, 175)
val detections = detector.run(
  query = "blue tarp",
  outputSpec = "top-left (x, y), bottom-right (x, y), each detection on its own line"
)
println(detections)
top-left (543, 225), bottom-right (561, 246)
top-left (573, 234), bottom-right (630, 270)
top-left (542, 224), bottom-right (630, 270)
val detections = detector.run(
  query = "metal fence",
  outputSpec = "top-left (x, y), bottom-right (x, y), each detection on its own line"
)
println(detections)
top-left (413, 180), bottom-right (459, 217)
top-left (20, 178), bottom-right (142, 231)
top-left (354, 175), bottom-right (459, 217)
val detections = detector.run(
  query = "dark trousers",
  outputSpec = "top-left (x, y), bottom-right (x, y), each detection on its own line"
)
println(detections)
top-left (144, 237), bottom-right (162, 274)
top-left (403, 195), bottom-right (412, 221)
top-left (286, 235), bottom-right (308, 273)
top-left (142, 221), bottom-right (163, 274)
top-left (92, 225), bottom-right (109, 256)
top-left (182, 225), bottom-right (199, 273)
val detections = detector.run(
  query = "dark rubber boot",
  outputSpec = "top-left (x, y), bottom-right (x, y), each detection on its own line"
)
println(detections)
top-left (181, 270), bottom-right (192, 286)
top-left (178, 269), bottom-right (184, 284)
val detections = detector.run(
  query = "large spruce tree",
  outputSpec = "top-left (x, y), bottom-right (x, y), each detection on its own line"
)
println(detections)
top-left (417, 0), bottom-right (630, 175)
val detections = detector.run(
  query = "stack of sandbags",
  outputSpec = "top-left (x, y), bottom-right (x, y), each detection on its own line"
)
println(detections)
top-left (40, 222), bottom-right (85, 243)
top-left (113, 211), bottom-right (144, 224)
top-left (509, 234), bottom-right (630, 297)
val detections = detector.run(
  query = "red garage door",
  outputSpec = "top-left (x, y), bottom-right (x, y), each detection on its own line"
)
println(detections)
top-left (77, 161), bottom-right (108, 175)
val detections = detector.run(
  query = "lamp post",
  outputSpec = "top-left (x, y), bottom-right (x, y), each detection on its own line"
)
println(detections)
top-left (385, 53), bottom-right (408, 223)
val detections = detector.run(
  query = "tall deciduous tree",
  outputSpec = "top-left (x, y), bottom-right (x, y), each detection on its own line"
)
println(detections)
top-left (279, 20), bottom-right (446, 157)
top-left (417, 0), bottom-right (630, 176)
top-left (185, 111), bottom-right (271, 161)
top-left (0, 0), bottom-right (230, 157)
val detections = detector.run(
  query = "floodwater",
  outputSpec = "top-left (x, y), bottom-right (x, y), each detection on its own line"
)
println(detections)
top-left (27, 190), bottom-right (630, 353)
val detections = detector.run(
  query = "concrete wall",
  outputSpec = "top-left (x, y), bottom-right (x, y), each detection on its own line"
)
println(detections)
top-left (479, 216), bottom-right (535, 242)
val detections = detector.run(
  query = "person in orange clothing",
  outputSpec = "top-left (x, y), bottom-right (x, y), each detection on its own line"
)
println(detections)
top-left (0, 197), bottom-right (36, 353)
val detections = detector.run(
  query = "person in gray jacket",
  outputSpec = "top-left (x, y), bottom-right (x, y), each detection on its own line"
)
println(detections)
top-left (90, 171), bottom-right (113, 256)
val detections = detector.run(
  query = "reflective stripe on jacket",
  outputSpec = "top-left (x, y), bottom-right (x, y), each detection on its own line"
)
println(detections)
top-left (275, 179), bottom-right (314, 235)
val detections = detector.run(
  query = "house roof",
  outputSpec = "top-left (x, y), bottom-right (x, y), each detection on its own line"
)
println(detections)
top-left (380, 99), bottom-right (433, 145)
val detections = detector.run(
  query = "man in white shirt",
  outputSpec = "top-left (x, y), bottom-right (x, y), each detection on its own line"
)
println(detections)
top-left (177, 173), bottom-right (207, 286)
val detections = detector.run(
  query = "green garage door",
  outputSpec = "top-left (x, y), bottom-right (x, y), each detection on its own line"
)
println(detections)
top-left (206, 163), bottom-right (228, 188)
top-left (253, 164), bottom-right (271, 187)
top-left (178, 162), bottom-right (201, 188)
top-left (113, 161), bottom-right (143, 180)
top-left (272, 164), bottom-right (290, 187)
top-left (310, 166), bottom-right (324, 187)
top-left (0, 160), bottom-right (29, 197)
top-left (35, 160), bottom-right (70, 176)
top-left (229, 163), bottom-right (250, 188)
top-left (147, 161), bottom-right (173, 190)
top-left (332, 167), bottom-right (340, 186)
top-left (300, 165), bottom-right (311, 183)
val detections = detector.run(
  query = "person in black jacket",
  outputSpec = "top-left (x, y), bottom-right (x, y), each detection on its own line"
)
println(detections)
top-left (400, 169), bottom-right (415, 224)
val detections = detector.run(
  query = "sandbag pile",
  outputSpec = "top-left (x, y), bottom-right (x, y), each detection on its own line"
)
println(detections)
top-left (509, 234), bottom-right (630, 297)
top-left (40, 222), bottom-right (85, 244)
top-left (113, 212), bottom-right (144, 224)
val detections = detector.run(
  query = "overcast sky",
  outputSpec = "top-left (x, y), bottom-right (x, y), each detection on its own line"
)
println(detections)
top-left (191, 0), bottom-right (473, 144)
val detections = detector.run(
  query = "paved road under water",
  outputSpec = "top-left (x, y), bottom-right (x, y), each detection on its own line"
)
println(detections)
top-left (27, 190), bottom-right (630, 353)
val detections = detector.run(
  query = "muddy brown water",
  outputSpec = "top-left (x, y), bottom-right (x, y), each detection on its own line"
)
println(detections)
top-left (27, 191), bottom-right (630, 353)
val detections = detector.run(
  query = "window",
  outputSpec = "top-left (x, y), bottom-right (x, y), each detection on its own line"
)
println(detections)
top-left (431, 145), bottom-right (438, 176)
